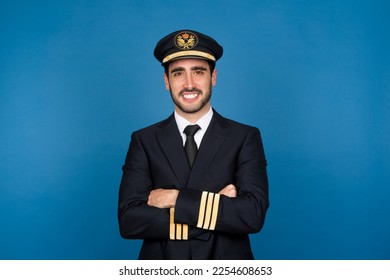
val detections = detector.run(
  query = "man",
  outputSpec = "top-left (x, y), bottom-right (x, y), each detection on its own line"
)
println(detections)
top-left (118, 29), bottom-right (269, 259)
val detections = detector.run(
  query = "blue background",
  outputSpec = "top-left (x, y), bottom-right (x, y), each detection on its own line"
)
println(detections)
top-left (1, 0), bottom-right (389, 260)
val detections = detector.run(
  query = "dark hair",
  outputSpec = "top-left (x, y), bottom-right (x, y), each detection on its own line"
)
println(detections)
top-left (164, 61), bottom-right (216, 77)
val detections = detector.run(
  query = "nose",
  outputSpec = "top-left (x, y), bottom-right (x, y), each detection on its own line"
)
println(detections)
top-left (184, 73), bottom-right (194, 90)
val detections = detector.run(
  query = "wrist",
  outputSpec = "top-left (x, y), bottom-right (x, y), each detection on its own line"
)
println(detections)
top-left (170, 189), bottom-right (179, 207)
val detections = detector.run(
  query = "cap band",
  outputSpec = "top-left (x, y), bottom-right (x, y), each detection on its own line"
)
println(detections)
top-left (162, 50), bottom-right (216, 64)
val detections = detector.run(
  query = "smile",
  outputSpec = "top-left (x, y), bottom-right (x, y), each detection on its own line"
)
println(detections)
top-left (182, 93), bottom-right (199, 100)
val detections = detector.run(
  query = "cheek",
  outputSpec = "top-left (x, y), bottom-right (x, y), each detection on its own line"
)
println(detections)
top-left (201, 79), bottom-right (213, 90)
top-left (167, 81), bottom-right (182, 93)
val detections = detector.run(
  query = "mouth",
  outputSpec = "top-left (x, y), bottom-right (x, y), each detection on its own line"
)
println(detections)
top-left (180, 89), bottom-right (202, 102)
top-left (182, 93), bottom-right (199, 100)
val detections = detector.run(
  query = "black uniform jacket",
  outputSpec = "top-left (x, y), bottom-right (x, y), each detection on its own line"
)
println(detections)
top-left (118, 110), bottom-right (269, 259)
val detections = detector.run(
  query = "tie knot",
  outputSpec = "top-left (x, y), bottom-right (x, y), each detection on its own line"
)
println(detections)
top-left (184, 124), bottom-right (200, 137)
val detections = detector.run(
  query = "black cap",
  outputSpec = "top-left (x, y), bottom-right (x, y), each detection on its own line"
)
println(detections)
top-left (153, 30), bottom-right (223, 65)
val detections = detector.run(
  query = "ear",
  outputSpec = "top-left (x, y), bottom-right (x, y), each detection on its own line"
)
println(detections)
top-left (211, 68), bottom-right (217, 86)
top-left (163, 73), bottom-right (170, 91)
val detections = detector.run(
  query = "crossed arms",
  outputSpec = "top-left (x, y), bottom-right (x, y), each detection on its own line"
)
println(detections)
top-left (147, 184), bottom-right (237, 208)
top-left (118, 126), bottom-right (269, 240)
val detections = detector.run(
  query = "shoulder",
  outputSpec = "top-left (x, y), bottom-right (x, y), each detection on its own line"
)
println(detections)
top-left (131, 114), bottom-right (175, 137)
top-left (213, 110), bottom-right (260, 133)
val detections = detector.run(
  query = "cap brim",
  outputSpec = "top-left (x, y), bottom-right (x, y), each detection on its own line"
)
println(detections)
top-left (162, 50), bottom-right (216, 64)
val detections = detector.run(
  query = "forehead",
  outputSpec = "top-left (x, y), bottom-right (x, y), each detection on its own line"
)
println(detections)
top-left (168, 58), bottom-right (210, 71)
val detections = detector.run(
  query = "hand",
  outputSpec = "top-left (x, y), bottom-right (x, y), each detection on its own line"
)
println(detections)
top-left (147, 189), bottom-right (179, 209)
top-left (218, 184), bottom-right (237, 198)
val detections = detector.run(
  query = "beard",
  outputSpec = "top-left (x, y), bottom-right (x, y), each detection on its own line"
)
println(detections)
top-left (169, 82), bottom-right (212, 114)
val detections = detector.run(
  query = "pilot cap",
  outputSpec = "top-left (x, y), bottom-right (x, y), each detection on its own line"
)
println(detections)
top-left (153, 29), bottom-right (223, 65)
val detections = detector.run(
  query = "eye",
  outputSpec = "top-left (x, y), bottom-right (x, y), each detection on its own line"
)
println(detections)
top-left (172, 72), bottom-right (183, 78)
top-left (194, 70), bottom-right (204, 75)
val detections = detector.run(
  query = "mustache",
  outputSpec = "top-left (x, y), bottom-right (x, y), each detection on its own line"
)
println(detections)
top-left (179, 88), bottom-right (202, 95)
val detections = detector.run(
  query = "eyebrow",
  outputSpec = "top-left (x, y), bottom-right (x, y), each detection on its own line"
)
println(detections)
top-left (192, 66), bottom-right (208, 71)
top-left (170, 67), bottom-right (185, 74)
top-left (170, 66), bottom-right (208, 74)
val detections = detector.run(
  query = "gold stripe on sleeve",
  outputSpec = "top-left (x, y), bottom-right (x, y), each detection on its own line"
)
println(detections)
top-left (182, 224), bottom-right (188, 240)
top-left (176, 223), bottom-right (182, 240)
top-left (169, 208), bottom-right (175, 240)
top-left (197, 191), bottom-right (208, 228)
top-left (203, 193), bottom-right (215, 230)
top-left (209, 193), bottom-right (220, 230)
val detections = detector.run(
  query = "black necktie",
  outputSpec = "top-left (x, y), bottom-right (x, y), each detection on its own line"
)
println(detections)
top-left (184, 124), bottom-right (201, 168)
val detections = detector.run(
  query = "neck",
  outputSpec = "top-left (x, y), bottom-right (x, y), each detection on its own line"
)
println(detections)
top-left (175, 104), bottom-right (211, 124)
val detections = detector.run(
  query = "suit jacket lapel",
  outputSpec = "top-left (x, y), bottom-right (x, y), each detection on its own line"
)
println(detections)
top-left (157, 115), bottom-right (190, 189)
top-left (187, 112), bottom-right (229, 188)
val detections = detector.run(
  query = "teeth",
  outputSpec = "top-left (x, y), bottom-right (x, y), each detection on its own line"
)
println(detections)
top-left (183, 94), bottom-right (198, 99)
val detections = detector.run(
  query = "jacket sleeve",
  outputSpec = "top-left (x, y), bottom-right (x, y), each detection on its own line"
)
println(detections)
top-left (118, 132), bottom-right (171, 239)
top-left (174, 127), bottom-right (269, 235)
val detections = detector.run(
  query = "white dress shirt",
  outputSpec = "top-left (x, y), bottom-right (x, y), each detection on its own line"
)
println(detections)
top-left (174, 107), bottom-right (213, 148)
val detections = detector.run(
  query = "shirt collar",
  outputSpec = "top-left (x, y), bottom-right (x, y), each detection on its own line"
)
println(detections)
top-left (174, 107), bottom-right (214, 134)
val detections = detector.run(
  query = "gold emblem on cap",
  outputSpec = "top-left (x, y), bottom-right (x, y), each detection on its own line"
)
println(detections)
top-left (174, 31), bottom-right (198, 50)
